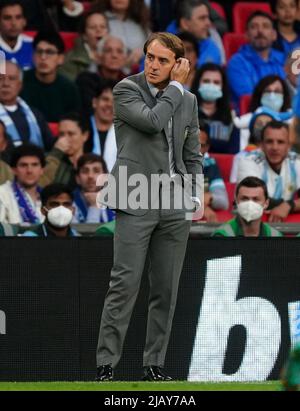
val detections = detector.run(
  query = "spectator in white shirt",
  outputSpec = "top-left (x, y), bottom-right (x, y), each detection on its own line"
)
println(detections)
top-left (237, 120), bottom-right (300, 222)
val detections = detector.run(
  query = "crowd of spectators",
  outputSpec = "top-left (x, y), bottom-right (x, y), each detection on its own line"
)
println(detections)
top-left (2, 0), bottom-right (300, 237)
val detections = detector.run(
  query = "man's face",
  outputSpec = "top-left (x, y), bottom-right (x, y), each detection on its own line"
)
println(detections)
top-left (58, 120), bottom-right (88, 157)
top-left (275, 0), bottom-right (297, 26)
top-left (144, 39), bottom-right (176, 88)
top-left (100, 38), bottom-right (126, 72)
top-left (92, 88), bottom-right (114, 124)
top-left (0, 5), bottom-right (26, 42)
top-left (42, 192), bottom-right (74, 217)
top-left (13, 156), bottom-right (44, 188)
top-left (247, 16), bottom-right (277, 51)
top-left (33, 41), bottom-right (64, 77)
top-left (76, 161), bottom-right (104, 192)
top-left (236, 186), bottom-right (268, 209)
top-left (0, 62), bottom-right (22, 105)
top-left (180, 5), bottom-right (211, 40)
top-left (83, 13), bottom-right (108, 50)
top-left (182, 40), bottom-right (198, 69)
top-left (262, 126), bottom-right (290, 169)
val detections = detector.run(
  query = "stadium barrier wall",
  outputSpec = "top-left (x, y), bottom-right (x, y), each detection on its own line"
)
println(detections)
top-left (0, 238), bottom-right (299, 381)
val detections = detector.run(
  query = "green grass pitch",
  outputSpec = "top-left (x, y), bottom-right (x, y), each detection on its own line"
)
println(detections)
top-left (0, 381), bottom-right (281, 391)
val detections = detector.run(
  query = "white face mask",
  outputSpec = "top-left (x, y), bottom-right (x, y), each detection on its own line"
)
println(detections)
top-left (46, 206), bottom-right (73, 228)
top-left (237, 200), bottom-right (264, 223)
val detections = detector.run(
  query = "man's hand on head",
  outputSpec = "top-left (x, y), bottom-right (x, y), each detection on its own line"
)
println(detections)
top-left (170, 58), bottom-right (190, 85)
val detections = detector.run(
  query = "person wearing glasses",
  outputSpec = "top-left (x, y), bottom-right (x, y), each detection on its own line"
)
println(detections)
top-left (21, 30), bottom-right (81, 123)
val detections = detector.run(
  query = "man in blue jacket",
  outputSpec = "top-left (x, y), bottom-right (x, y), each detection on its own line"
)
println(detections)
top-left (166, 0), bottom-right (223, 66)
top-left (227, 11), bottom-right (286, 111)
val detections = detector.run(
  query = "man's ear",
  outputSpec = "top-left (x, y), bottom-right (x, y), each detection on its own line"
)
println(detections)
top-left (58, 54), bottom-right (65, 66)
top-left (179, 17), bottom-right (189, 32)
top-left (264, 199), bottom-right (270, 210)
top-left (83, 131), bottom-right (89, 143)
top-left (41, 206), bottom-right (47, 217)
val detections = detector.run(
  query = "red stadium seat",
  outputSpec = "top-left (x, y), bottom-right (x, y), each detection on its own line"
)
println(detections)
top-left (209, 153), bottom-right (234, 182)
top-left (24, 31), bottom-right (78, 52)
top-left (24, 30), bottom-right (37, 39)
top-left (60, 32), bottom-right (78, 51)
top-left (223, 32), bottom-right (248, 61)
top-left (225, 182), bottom-right (236, 210)
top-left (210, 2), bottom-right (226, 19)
top-left (82, 2), bottom-right (92, 12)
top-left (279, 213), bottom-right (300, 223)
top-left (240, 94), bottom-right (252, 115)
top-left (215, 210), bottom-right (234, 222)
top-left (233, 2), bottom-right (272, 33)
top-left (48, 122), bottom-right (59, 137)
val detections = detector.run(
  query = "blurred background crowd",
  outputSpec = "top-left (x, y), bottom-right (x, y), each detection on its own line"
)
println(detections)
top-left (2, 0), bottom-right (300, 236)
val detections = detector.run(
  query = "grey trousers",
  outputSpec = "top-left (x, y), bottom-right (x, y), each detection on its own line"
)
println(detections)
top-left (96, 207), bottom-right (191, 368)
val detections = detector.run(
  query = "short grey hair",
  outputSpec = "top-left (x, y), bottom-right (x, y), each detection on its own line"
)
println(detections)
top-left (5, 60), bottom-right (23, 81)
top-left (96, 35), bottom-right (127, 55)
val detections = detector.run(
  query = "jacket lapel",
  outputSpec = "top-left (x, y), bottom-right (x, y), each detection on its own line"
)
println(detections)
top-left (133, 72), bottom-right (157, 109)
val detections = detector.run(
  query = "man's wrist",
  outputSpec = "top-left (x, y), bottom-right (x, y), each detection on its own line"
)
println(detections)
top-left (286, 199), bottom-right (295, 213)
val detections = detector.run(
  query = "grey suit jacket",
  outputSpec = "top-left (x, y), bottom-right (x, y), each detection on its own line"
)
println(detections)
top-left (99, 72), bottom-right (203, 216)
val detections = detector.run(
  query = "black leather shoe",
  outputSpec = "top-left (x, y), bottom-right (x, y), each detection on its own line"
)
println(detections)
top-left (142, 366), bottom-right (172, 381)
top-left (95, 364), bottom-right (114, 381)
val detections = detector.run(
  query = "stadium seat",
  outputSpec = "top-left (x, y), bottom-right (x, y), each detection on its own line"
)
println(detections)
top-left (210, 2), bottom-right (226, 19)
top-left (48, 122), bottom-right (59, 137)
top-left (215, 210), bottom-right (234, 222)
top-left (60, 32), bottom-right (78, 51)
top-left (282, 213), bottom-right (300, 223)
top-left (225, 181), bottom-right (236, 210)
top-left (82, 2), bottom-right (92, 12)
top-left (223, 32), bottom-right (248, 61)
top-left (24, 30), bottom-right (37, 39)
top-left (233, 2), bottom-right (272, 33)
top-left (210, 153), bottom-right (234, 182)
top-left (24, 31), bottom-right (78, 52)
top-left (240, 94), bottom-right (252, 115)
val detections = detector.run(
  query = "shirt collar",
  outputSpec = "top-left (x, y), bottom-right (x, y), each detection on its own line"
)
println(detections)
top-left (147, 80), bottom-right (166, 98)
top-left (0, 34), bottom-right (23, 53)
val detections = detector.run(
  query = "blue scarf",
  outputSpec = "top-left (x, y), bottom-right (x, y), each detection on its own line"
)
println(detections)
top-left (12, 180), bottom-right (41, 223)
top-left (74, 188), bottom-right (115, 223)
top-left (0, 97), bottom-right (43, 148)
top-left (90, 115), bottom-right (101, 155)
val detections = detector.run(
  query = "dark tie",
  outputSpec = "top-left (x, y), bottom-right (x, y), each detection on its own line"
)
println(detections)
top-left (156, 90), bottom-right (163, 99)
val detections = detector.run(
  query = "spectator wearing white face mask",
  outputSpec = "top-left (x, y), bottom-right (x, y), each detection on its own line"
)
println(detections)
top-left (250, 75), bottom-right (292, 113)
top-left (22, 183), bottom-right (80, 237)
top-left (233, 75), bottom-right (293, 151)
top-left (190, 62), bottom-right (240, 154)
top-left (212, 176), bottom-right (283, 237)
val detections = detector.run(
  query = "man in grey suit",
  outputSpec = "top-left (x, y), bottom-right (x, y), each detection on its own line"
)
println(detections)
top-left (96, 32), bottom-right (203, 381)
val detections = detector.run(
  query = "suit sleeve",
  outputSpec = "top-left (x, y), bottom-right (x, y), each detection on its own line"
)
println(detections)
top-left (113, 79), bottom-right (183, 134)
top-left (182, 95), bottom-right (203, 197)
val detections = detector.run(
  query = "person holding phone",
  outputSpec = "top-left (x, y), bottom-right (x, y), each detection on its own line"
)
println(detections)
top-left (95, 32), bottom-right (202, 382)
